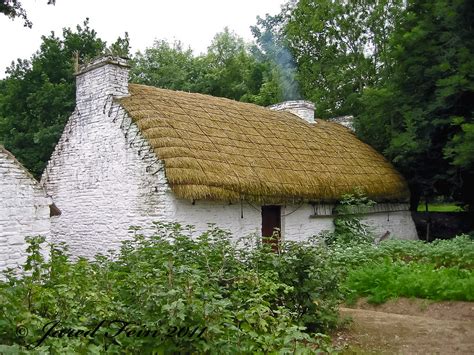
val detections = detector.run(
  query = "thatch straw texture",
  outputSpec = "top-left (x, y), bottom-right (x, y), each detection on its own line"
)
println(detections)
top-left (118, 84), bottom-right (410, 203)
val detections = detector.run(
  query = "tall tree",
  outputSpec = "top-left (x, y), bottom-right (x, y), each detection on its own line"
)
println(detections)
top-left (356, 0), bottom-right (474, 211)
top-left (0, 19), bottom-right (127, 177)
top-left (252, 0), bottom-right (405, 118)
top-left (198, 28), bottom-right (267, 102)
top-left (131, 40), bottom-right (199, 91)
top-left (131, 29), bottom-right (280, 105)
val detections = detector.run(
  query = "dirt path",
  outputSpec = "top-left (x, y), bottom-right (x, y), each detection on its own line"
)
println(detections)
top-left (333, 298), bottom-right (474, 354)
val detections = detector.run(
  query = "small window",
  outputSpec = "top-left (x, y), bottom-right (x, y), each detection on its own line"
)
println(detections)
top-left (261, 205), bottom-right (281, 251)
top-left (49, 203), bottom-right (61, 217)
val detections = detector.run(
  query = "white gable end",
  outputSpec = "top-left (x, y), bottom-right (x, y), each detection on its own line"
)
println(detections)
top-left (0, 147), bottom-right (51, 270)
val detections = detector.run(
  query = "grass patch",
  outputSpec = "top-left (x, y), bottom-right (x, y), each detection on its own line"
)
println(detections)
top-left (417, 203), bottom-right (463, 212)
top-left (335, 235), bottom-right (474, 304)
top-left (344, 260), bottom-right (474, 304)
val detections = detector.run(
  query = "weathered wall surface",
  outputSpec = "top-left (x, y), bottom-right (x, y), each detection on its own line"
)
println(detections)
top-left (363, 208), bottom-right (418, 240)
top-left (0, 148), bottom-right (51, 270)
top-left (282, 203), bottom-right (418, 242)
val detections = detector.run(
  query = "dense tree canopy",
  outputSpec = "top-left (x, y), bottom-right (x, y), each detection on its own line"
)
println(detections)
top-left (356, 0), bottom-right (474, 210)
top-left (252, 0), bottom-right (405, 118)
top-left (131, 28), bottom-right (284, 106)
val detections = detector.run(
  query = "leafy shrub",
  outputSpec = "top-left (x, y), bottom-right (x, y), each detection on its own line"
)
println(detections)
top-left (326, 234), bottom-right (474, 304)
top-left (323, 188), bottom-right (376, 245)
top-left (0, 223), bottom-right (340, 353)
top-left (252, 237), bottom-right (343, 332)
top-left (328, 234), bottom-right (474, 271)
top-left (344, 260), bottom-right (474, 304)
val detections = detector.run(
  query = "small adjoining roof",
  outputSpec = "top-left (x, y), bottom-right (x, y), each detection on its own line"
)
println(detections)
top-left (1, 145), bottom-right (60, 215)
top-left (118, 84), bottom-right (410, 204)
top-left (0, 145), bottom-right (40, 184)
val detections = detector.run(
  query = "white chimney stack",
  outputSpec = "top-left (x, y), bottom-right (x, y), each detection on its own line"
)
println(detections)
top-left (267, 100), bottom-right (315, 124)
top-left (75, 56), bottom-right (130, 112)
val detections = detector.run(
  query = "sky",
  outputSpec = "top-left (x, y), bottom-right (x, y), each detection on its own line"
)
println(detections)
top-left (0, 0), bottom-right (286, 78)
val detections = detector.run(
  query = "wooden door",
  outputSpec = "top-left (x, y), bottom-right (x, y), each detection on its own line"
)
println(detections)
top-left (261, 205), bottom-right (281, 250)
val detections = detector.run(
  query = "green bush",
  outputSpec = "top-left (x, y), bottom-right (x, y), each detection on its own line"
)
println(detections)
top-left (0, 223), bottom-right (340, 353)
top-left (344, 260), bottom-right (474, 304)
top-left (253, 237), bottom-right (343, 332)
top-left (327, 234), bottom-right (474, 304)
top-left (323, 188), bottom-right (376, 246)
top-left (328, 234), bottom-right (474, 271)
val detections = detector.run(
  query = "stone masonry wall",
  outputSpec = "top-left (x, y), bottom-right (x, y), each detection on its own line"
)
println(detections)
top-left (282, 203), bottom-right (418, 242)
top-left (0, 148), bottom-right (51, 271)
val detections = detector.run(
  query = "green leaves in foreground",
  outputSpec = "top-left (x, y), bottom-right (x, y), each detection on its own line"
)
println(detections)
top-left (0, 223), bottom-right (339, 353)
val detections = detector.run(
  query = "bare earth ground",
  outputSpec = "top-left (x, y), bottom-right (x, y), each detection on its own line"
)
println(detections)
top-left (332, 298), bottom-right (474, 354)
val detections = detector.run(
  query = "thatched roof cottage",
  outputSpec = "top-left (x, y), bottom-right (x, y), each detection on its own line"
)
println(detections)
top-left (0, 145), bottom-right (57, 271)
top-left (41, 56), bottom-right (417, 256)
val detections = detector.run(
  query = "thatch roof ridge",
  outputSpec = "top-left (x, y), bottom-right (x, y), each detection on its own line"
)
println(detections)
top-left (118, 84), bottom-right (410, 203)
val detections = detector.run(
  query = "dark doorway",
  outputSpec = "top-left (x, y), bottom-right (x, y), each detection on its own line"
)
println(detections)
top-left (261, 205), bottom-right (281, 251)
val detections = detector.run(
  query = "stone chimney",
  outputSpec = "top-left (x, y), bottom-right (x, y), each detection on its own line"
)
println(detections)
top-left (75, 56), bottom-right (130, 111)
top-left (329, 115), bottom-right (355, 131)
top-left (267, 100), bottom-right (315, 124)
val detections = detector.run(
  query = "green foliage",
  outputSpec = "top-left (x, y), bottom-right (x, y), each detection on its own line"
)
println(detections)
top-left (0, 224), bottom-right (340, 353)
top-left (131, 40), bottom-right (198, 91)
top-left (252, 237), bottom-right (343, 333)
top-left (253, 0), bottom-right (405, 118)
top-left (345, 261), bottom-right (474, 304)
top-left (356, 0), bottom-right (474, 210)
top-left (131, 28), bottom-right (282, 106)
top-left (326, 234), bottom-right (474, 303)
top-left (445, 121), bottom-right (474, 169)
top-left (416, 203), bottom-right (464, 212)
top-left (329, 235), bottom-right (474, 271)
top-left (323, 189), bottom-right (376, 245)
top-left (198, 28), bottom-right (263, 101)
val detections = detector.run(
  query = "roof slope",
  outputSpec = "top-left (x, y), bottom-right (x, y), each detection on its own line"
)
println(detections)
top-left (118, 84), bottom-right (409, 203)
top-left (0, 145), bottom-right (40, 184)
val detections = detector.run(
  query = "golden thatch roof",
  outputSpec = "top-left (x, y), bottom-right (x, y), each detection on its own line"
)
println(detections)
top-left (118, 84), bottom-right (409, 203)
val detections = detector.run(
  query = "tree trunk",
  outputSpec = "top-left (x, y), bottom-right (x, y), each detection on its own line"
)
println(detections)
top-left (409, 185), bottom-right (421, 211)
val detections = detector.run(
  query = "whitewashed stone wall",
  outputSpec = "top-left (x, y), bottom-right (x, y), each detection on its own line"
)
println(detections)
top-left (42, 57), bottom-right (417, 259)
top-left (282, 203), bottom-right (418, 242)
top-left (329, 115), bottom-right (355, 131)
top-left (0, 147), bottom-right (51, 270)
